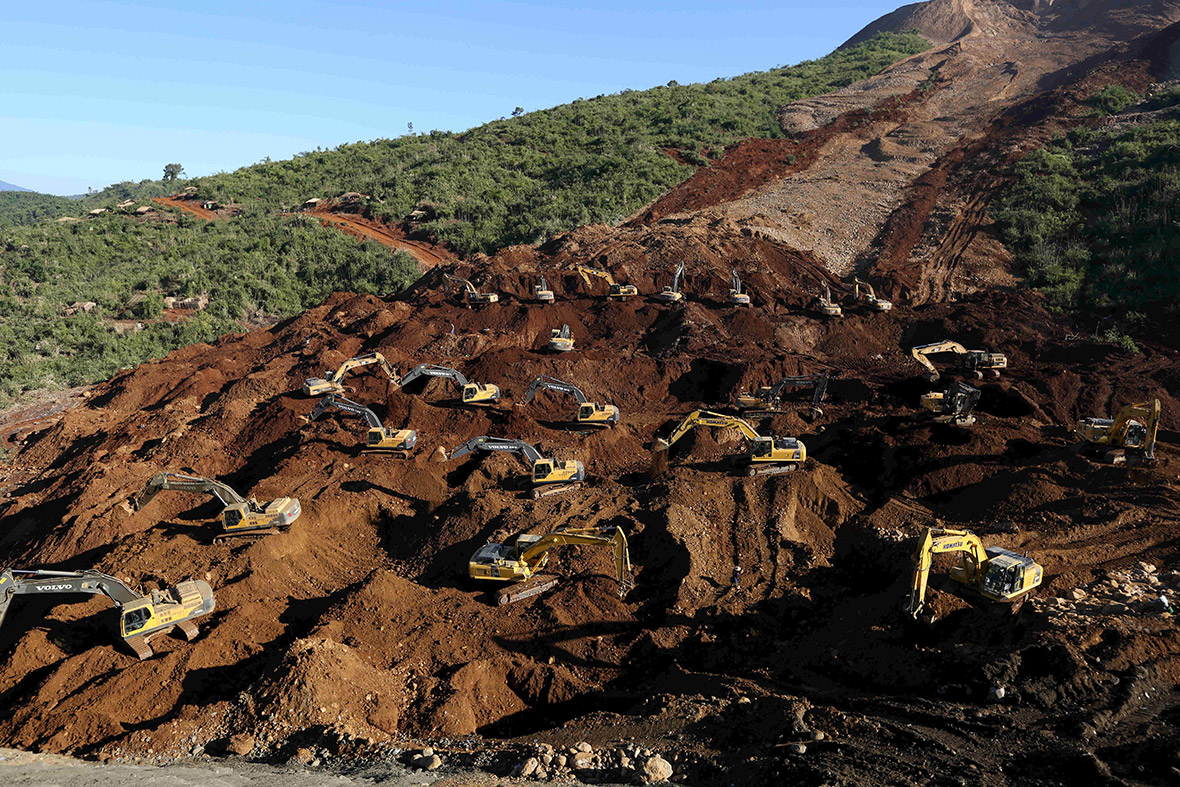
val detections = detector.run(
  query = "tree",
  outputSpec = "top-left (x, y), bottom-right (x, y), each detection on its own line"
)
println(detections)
top-left (163, 163), bottom-right (185, 182)
top-left (512, 107), bottom-right (524, 117)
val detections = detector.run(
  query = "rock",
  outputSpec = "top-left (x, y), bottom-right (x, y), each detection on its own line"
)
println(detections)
top-left (988, 685), bottom-right (1007, 702)
top-left (226, 734), bottom-right (255, 756)
top-left (572, 751), bottom-right (594, 769)
top-left (296, 748), bottom-right (314, 764)
top-left (1101, 603), bottom-right (1129, 615)
top-left (421, 746), bottom-right (434, 757)
top-left (737, 696), bottom-right (751, 705)
top-left (411, 754), bottom-right (442, 771)
top-left (809, 731), bottom-right (826, 741)
top-left (1140, 562), bottom-right (1157, 574)
top-left (1066, 588), bottom-right (1087, 601)
top-left (541, 753), bottom-right (552, 767)
top-left (555, 754), bottom-right (567, 768)
top-left (641, 755), bottom-right (674, 782)
top-left (517, 757), bottom-right (539, 777)
top-left (576, 741), bottom-right (593, 753)
top-left (786, 743), bottom-right (807, 755)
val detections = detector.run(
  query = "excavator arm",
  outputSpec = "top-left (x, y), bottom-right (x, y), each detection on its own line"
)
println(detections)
top-left (0, 568), bottom-right (141, 629)
top-left (662, 410), bottom-right (762, 449)
top-left (519, 375), bottom-right (588, 406)
top-left (671, 262), bottom-right (684, 293)
top-left (516, 527), bottom-right (634, 597)
top-left (446, 436), bottom-right (544, 465)
top-left (911, 341), bottom-right (968, 380)
top-left (397, 364), bottom-right (470, 389)
top-left (132, 473), bottom-right (248, 512)
top-left (444, 274), bottom-right (476, 296)
top-left (908, 528), bottom-right (988, 617)
top-left (309, 394), bottom-right (383, 430)
top-left (576, 264), bottom-right (614, 287)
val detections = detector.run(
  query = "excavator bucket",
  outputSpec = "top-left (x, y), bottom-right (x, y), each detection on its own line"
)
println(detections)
top-left (431, 446), bottom-right (449, 462)
top-left (649, 446), bottom-right (669, 477)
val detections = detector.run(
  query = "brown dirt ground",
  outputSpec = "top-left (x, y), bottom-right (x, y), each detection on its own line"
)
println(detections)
top-left (4, 2), bottom-right (1180, 785)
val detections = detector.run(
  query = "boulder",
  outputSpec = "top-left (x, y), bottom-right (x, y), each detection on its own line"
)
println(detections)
top-left (641, 755), bottom-right (674, 782)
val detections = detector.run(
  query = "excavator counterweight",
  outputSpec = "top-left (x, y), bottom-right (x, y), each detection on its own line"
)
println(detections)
top-left (1075, 398), bottom-right (1160, 465)
top-left (308, 394), bottom-right (417, 456)
top-left (468, 526), bottom-right (634, 605)
top-left (0, 568), bottom-right (215, 660)
top-left (303, 351), bottom-right (397, 396)
top-left (518, 375), bottom-right (619, 427)
top-left (130, 472), bottom-right (301, 540)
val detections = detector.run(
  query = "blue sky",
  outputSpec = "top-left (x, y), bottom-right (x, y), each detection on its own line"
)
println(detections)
top-left (1, 1), bottom-right (905, 195)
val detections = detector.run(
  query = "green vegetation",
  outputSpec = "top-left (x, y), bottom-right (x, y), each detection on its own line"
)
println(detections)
top-left (1086, 84), bottom-right (1141, 116)
top-left (0, 208), bottom-right (417, 402)
top-left (994, 113), bottom-right (1180, 338)
top-left (191, 31), bottom-right (928, 256)
top-left (0, 31), bottom-right (928, 403)
top-left (0, 192), bottom-right (79, 228)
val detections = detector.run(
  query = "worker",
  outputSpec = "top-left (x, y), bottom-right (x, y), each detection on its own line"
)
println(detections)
top-left (732, 565), bottom-right (742, 589)
top-left (1157, 594), bottom-right (1173, 614)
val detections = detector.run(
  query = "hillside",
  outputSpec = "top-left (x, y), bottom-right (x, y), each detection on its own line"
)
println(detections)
top-left (4, 0), bottom-right (1180, 784)
top-left (0, 181), bottom-right (31, 192)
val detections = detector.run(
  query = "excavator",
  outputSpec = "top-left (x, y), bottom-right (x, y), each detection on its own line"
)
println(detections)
top-left (444, 273), bottom-right (499, 305)
top-left (734, 375), bottom-right (829, 417)
top-left (303, 351), bottom-right (398, 396)
top-left (910, 340), bottom-right (1007, 383)
top-left (656, 262), bottom-right (686, 303)
top-left (469, 525), bottom-right (634, 605)
top-left (906, 528), bottom-right (1043, 620)
top-left (130, 473), bottom-right (301, 540)
top-left (517, 374), bottom-right (619, 427)
top-left (814, 283), bottom-right (842, 317)
top-left (308, 394), bottom-right (417, 456)
top-left (852, 278), bottom-right (892, 311)
top-left (534, 275), bottom-right (555, 303)
top-left (395, 363), bottom-right (500, 405)
top-left (0, 568), bottom-right (215, 660)
top-left (920, 382), bottom-right (981, 426)
top-left (654, 410), bottom-right (805, 475)
top-left (548, 324), bottom-right (575, 352)
top-left (443, 436), bottom-right (584, 497)
top-left (1075, 398), bottom-right (1160, 465)
top-left (728, 269), bottom-right (751, 306)
top-left (576, 264), bottom-right (639, 300)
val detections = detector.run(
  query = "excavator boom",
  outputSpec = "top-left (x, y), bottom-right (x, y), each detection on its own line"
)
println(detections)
top-left (396, 364), bottom-right (500, 404)
top-left (302, 352), bottom-right (397, 396)
top-left (911, 340), bottom-right (1007, 382)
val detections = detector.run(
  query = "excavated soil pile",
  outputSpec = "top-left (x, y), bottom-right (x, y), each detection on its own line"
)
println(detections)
top-left (4, 1), bottom-right (1180, 784)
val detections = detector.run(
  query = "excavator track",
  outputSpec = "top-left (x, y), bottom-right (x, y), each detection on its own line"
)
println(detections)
top-left (747, 464), bottom-right (800, 477)
top-left (124, 634), bottom-right (153, 660)
top-left (495, 574), bottom-right (561, 605)
top-left (213, 527), bottom-right (282, 542)
top-left (532, 481), bottom-right (582, 499)
top-left (362, 448), bottom-right (411, 458)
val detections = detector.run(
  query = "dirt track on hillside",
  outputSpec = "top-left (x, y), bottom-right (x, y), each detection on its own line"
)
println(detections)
top-left (302, 207), bottom-right (456, 270)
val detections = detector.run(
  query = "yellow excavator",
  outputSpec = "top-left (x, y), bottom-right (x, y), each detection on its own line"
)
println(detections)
top-left (728, 268), bottom-right (751, 306)
top-left (534, 275), bottom-right (555, 303)
top-left (468, 525), bottom-right (634, 605)
top-left (910, 340), bottom-right (1007, 383)
top-left (444, 273), bottom-right (499, 305)
top-left (654, 410), bottom-right (805, 475)
top-left (656, 262), bottom-right (686, 303)
top-left (907, 528), bottom-right (1043, 619)
top-left (1075, 398), bottom-right (1160, 465)
top-left (303, 351), bottom-right (398, 396)
top-left (814, 283), bottom-right (842, 317)
top-left (852, 277), bottom-right (892, 311)
top-left (517, 374), bottom-right (619, 427)
top-left (308, 394), bottom-right (417, 456)
top-left (443, 436), bottom-right (584, 497)
top-left (394, 363), bottom-right (500, 405)
top-left (130, 473), bottom-right (301, 540)
top-left (548, 324), bottom-right (575, 352)
top-left (734, 375), bottom-right (829, 417)
top-left (576, 264), bottom-right (638, 300)
top-left (920, 382), bottom-right (981, 426)
top-left (0, 568), bottom-right (215, 660)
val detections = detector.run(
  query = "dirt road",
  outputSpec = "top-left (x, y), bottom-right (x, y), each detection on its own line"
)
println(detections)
top-left (303, 209), bottom-right (455, 270)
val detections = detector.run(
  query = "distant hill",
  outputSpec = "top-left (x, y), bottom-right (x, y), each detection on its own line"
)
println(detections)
top-left (0, 180), bottom-right (31, 192)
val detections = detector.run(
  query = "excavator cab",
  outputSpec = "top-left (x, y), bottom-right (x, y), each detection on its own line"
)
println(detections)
top-left (976, 548), bottom-right (1042, 602)
top-left (121, 606), bottom-right (153, 636)
top-left (462, 383), bottom-right (501, 404)
top-left (532, 459), bottom-right (585, 485)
